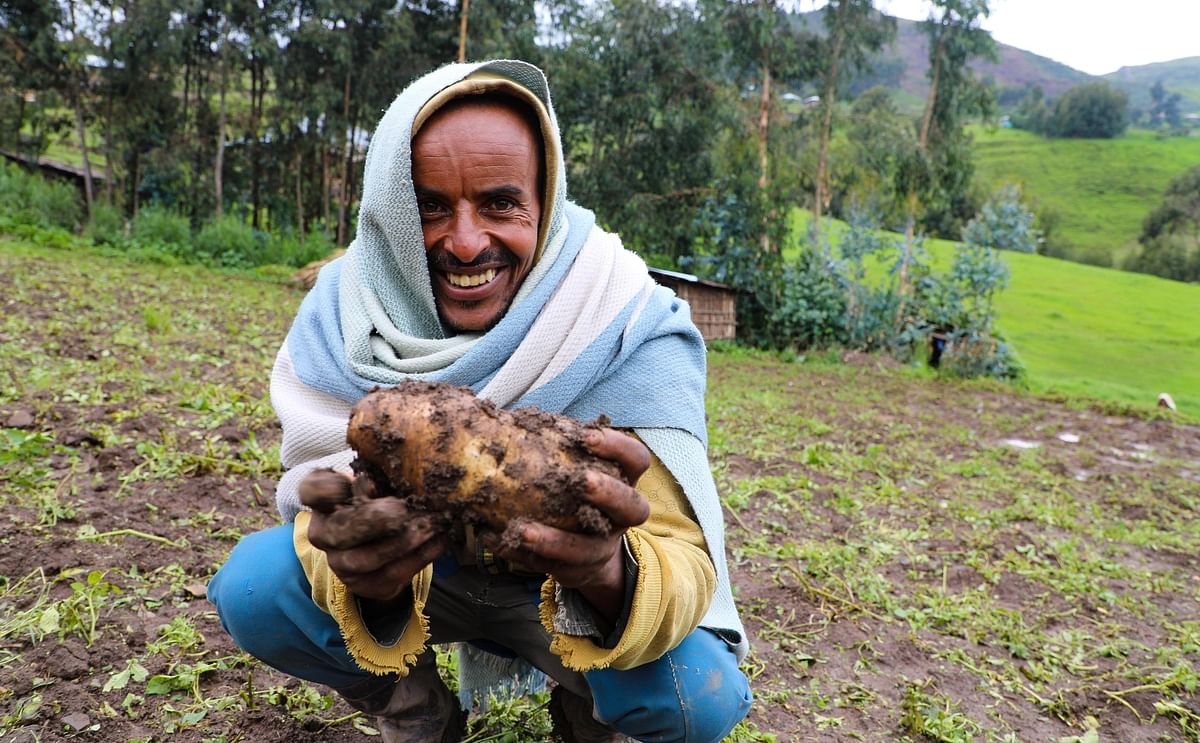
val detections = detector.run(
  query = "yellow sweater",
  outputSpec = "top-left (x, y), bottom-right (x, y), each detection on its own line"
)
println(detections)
top-left (293, 451), bottom-right (715, 675)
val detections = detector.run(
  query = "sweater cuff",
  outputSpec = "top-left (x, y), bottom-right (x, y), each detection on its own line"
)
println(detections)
top-left (541, 529), bottom-right (666, 671)
top-left (328, 565), bottom-right (434, 676)
top-left (551, 537), bottom-right (639, 648)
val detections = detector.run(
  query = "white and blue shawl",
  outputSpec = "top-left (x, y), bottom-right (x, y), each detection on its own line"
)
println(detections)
top-left (273, 60), bottom-right (747, 663)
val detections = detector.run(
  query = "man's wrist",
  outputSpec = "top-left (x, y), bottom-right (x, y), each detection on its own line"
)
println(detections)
top-left (356, 587), bottom-right (414, 647)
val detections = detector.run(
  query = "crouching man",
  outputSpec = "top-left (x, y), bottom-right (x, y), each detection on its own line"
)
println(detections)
top-left (208, 59), bottom-right (751, 743)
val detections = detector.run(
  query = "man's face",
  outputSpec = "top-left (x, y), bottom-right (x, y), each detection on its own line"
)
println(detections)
top-left (411, 101), bottom-right (542, 332)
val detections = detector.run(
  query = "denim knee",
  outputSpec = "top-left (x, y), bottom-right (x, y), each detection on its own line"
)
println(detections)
top-left (587, 628), bottom-right (752, 743)
top-left (208, 523), bottom-right (366, 688)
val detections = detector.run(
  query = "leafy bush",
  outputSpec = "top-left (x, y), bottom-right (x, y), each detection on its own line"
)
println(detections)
top-left (131, 206), bottom-right (191, 254)
top-left (691, 189), bottom-right (1021, 379)
top-left (1124, 164), bottom-right (1200, 282)
top-left (0, 163), bottom-right (82, 230)
top-left (1047, 82), bottom-right (1128, 139)
top-left (85, 203), bottom-right (125, 245)
top-left (962, 186), bottom-right (1041, 253)
top-left (192, 215), bottom-right (262, 268)
top-left (263, 227), bottom-right (336, 268)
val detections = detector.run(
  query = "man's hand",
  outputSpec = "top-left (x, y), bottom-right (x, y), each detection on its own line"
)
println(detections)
top-left (299, 470), bottom-right (450, 603)
top-left (487, 428), bottom-right (651, 622)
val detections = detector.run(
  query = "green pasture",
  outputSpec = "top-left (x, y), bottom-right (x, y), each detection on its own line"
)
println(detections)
top-left (795, 210), bottom-right (1200, 418)
top-left (970, 126), bottom-right (1200, 265)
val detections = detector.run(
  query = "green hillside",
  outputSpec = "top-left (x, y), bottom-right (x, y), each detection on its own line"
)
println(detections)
top-left (971, 127), bottom-right (1200, 265)
top-left (1105, 56), bottom-right (1200, 113)
top-left (795, 211), bottom-right (1200, 417)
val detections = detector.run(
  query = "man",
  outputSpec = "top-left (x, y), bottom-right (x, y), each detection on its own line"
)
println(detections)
top-left (209, 60), bottom-right (750, 743)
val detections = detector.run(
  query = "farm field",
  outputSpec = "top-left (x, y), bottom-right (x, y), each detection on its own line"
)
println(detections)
top-left (971, 127), bottom-right (1200, 266)
top-left (2, 237), bottom-right (1199, 741)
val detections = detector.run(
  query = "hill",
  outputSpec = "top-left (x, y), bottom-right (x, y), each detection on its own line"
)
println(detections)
top-left (791, 12), bottom-right (1093, 113)
top-left (792, 11), bottom-right (1200, 114)
top-left (1105, 56), bottom-right (1200, 114)
top-left (971, 126), bottom-right (1200, 265)
top-left (0, 235), bottom-right (1197, 742)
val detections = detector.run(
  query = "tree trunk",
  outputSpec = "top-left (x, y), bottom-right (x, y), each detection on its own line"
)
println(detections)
top-left (214, 41), bottom-right (228, 219)
top-left (102, 1), bottom-right (115, 206)
top-left (457, 0), bottom-right (470, 63)
top-left (757, 64), bottom-right (770, 192)
top-left (814, 0), bottom-right (848, 235)
top-left (130, 148), bottom-right (140, 217)
top-left (918, 35), bottom-right (945, 152)
top-left (73, 97), bottom-right (95, 219)
top-left (336, 68), bottom-right (352, 245)
top-left (322, 138), bottom-right (330, 233)
top-left (757, 60), bottom-right (772, 255)
top-left (250, 54), bottom-right (262, 228)
top-left (295, 148), bottom-right (304, 244)
top-left (906, 31), bottom-right (945, 246)
top-left (66, 0), bottom-right (94, 219)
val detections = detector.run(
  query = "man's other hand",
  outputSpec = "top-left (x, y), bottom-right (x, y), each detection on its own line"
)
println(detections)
top-left (488, 428), bottom-right (652, 621)
top-left (299, 470), bottom-right (449, 603)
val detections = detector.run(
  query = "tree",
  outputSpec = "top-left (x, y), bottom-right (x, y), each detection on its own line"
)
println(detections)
top-left (546, 0), bottom-right (736, 265)
top-left (899, 0), bottom-right (995, 285)
top-left (1124, 164), bottom-right (1200, 282)
top-left (1010, 84), bottom-right (1049, 134)
top-left (962, 185), bottom-right (1041, 254)
top-left (1149, 80), bottom-right (1183, 130)
top-left (723, 0), bottom-right (819, 254)
top-left (811, 0), bottom-right (893, 235)
top-left (1047, 82), bottom-right (1127, 139)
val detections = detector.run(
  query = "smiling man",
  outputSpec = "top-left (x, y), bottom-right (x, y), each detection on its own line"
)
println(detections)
top-left (208, 61), bottom-right (751, 743)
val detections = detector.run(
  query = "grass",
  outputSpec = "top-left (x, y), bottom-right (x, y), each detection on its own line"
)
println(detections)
top-left (791, 209), bottom-right (1200, 418)
top-left (970, 126), bottom-right (1200, 265)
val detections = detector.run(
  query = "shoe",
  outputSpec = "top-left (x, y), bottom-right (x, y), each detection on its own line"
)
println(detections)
top-left (548, 684), bottom-right (636, 743)
top-left (338, 656), bottom-right (467, 743)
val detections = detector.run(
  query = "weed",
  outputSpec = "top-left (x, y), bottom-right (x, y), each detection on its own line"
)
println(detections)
top-left (900, 681), bottom-right (983, 742)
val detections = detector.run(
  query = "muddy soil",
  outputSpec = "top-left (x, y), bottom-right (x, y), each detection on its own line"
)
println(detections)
top-left (1, 245), bottom-right (1197, 742)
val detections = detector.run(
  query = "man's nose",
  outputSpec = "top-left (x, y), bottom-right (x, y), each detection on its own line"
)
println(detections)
top-left (444, 210), bottom-right (488, 263)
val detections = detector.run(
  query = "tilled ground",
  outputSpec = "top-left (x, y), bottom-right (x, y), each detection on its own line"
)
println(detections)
top-left (1, 239), bottom-right (1198, 742)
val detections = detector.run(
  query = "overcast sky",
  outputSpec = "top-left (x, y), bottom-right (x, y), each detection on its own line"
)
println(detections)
top-left (868, 0), bottom-right (1200, 76)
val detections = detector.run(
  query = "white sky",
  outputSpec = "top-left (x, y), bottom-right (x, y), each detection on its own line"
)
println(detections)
top-left (871, 0), bottom-right (1200, 76)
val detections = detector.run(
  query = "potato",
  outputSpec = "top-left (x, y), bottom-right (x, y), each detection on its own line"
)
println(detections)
top-left (345, 381), bottom-right (620, 545)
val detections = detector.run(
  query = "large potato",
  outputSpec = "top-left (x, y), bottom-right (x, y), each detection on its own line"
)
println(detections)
top-left (346, 381), bottom-right (620, 544)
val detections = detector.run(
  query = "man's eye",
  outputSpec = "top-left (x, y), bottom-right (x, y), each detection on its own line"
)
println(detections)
top-left (490, 197), bottom-right (516, 212)
top-left (417, 200), bottom-right (443, 216)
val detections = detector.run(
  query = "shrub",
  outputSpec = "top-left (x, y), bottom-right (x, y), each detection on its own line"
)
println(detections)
top-left (131, 206), bottom-right (191, 254)
top-left (85, 202), bottom-right (125, 245)
top-left (192, 215), bottom-right (262, 268)
top-left (0, 163), bottom-right (82, 230)
top-left (962, 186), bottom-right (1041, 254)
top-left (1047, 82), bottom-right (1128, 139)
top-left (263, 227), bottom-right (336, 268)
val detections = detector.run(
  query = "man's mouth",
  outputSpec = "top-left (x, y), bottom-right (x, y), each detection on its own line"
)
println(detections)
top-left (446, 268), bottom-right (498, 288)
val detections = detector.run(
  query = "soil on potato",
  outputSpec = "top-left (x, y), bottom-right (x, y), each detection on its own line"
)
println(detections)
top-left (1, 244), bottom-right (1198, 742)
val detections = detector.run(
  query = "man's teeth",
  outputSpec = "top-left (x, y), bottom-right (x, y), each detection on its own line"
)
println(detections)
top-left (447, 269), bottom-right (497, 288)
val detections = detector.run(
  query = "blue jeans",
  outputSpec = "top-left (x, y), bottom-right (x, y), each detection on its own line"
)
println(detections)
top-left (209, 524), bottom-right (751, 743)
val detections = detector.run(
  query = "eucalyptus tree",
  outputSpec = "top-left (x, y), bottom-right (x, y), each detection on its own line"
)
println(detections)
top-left (811, 0), bottom-right (892, 235)
top-left (905, 0), bottom-right (994, 241)
top-left (544, 0), bottom-right (737, 266)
